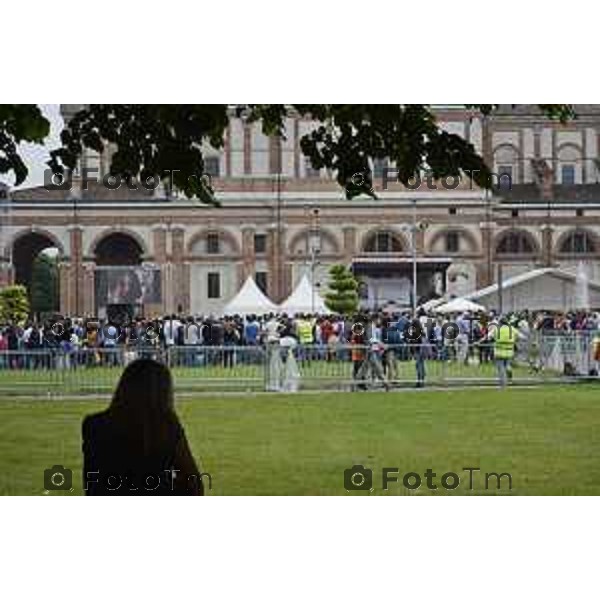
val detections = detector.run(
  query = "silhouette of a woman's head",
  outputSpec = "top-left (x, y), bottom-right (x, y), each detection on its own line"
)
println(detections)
top-left (109, 359), bottom-right (179, 454)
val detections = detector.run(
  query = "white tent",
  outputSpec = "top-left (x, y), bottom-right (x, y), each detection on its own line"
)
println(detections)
top-left (279, 274), bottom-right (329, 314)
top-left (419, 297), bottom-right (446, 312)
top-left (435, 297), bottom-right (486, 314)
top-left (223, 276), bottom-right (278, 315)
top-left (464, 267), bottom-right (600, 312)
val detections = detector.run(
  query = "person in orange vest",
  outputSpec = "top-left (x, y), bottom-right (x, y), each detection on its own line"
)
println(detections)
top-left (351, 325), bottom-right (367, 391)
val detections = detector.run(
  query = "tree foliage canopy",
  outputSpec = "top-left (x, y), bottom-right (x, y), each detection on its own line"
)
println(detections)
top-left (30, 253), bottom-right (59, 315)
top-left (0, 104), bottom-right (575, 203)
top-left (325, 264), bottom-right (359, 316)
top-left (0, 285), bottom-right (30, 324)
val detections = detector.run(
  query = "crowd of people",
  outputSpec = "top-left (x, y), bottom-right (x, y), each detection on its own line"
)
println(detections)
top-left (1, 308), bottom-right (599, 387)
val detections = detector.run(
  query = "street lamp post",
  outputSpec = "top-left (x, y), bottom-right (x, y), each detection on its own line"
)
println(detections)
top-left (411, 198), bottom-right (417, 316)
top-left (0, 186), bottom-right (12, 286)
top-left (305, 207), bottom-right (321, 313)
top-left (402, 198), bottom-right (428, 317)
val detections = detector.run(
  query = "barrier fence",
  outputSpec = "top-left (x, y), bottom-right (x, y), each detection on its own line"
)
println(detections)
top-left (0, 332), bottom-right (598, 397)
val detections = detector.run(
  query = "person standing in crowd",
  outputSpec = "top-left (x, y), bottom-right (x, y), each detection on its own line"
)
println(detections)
top-left (319, 316), bottom-right (334, 361)
top-left (24, 323), bottom-right (42, 369)
top-left (0, 328), bottom-right (8, 369)
top-left (162, 314), bottom-right (181, 356)
top-left (222, 318), bottom-right (240, 368)
top-left (295, 313), bottom-right (314, 364)
top-left (406, 316), bottom-right (430, 388)
top-left (491, 317), bottom-right (516, 388)
top-left (351, 323), bottom-right (367, 391)
top-left (102, 322), bottom-right (120, 367)
top-left (455, 311), bottom-right (471, 364)
top-left (355, 334), bottom-right (389, 391)
top-left (383, 317), bottom-right (400, 383)
top-left (244, 315), bottom-right (260, 346)
top-left (184, 316), bottom-right (201, 367)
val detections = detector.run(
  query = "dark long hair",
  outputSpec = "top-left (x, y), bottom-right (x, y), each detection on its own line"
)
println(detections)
top-left (109, 359), bottom-right (181, 455)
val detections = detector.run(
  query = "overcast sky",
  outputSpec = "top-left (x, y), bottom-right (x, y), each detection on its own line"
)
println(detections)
top-left (0, 104), bottom-right (63, 189)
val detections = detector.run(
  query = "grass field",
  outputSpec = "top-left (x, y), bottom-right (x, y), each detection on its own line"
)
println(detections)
top-left (1, 384), bottom-right (599, 495)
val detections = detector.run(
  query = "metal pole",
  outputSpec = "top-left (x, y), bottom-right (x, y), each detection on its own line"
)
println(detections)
top-left (412, 198), bottom-right (417, 316)
top-left (276, 171), bottom-right (282, 301)
top-left (311, 248), bottom-right (315, 314)
top-left (73, 194), bottom-right (79, 316)
top-left (485, 186), bottom-right (492, 283)
top-left (0, 190), bottom-right (11, 285)
top-left (497, 263), bottom-right (503, 315)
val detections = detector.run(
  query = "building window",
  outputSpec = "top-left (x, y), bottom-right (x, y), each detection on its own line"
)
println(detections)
top-left (206, 232), bottom-right (220, 254)
top-left (561, 164), bottom-right (576, 185)
top-left (497, 232), bottom-right (534, 255)
top-left (560, 231), bottom-right (595, 254)
top-left (207, 272), bottom-right (220, 298)
top-left (204, 156), bottom-right (220, 178)
top-left (255, 271), bottom-right (268, 294)
top-left (449, 207), bottom-right (457, 215)
top-left (511, 209), bottom-right (519, 218)
top-left (254, 233), bottom-right (267, 254)
top-left (445, 231), bottom-right (460, 253)
top-left (576, 208), bottom-right (584, 217)
top-left (497, 165), bottom-right (513, 190)
top-left (364, 230), bottom-right (403, 253)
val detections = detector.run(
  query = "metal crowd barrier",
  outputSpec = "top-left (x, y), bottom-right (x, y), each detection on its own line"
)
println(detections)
top-left (1, 334), bottom-right (597, 397)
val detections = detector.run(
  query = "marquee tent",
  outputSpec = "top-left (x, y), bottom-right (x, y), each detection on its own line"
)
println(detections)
top-left (223, 276), bottom-right (278, 315)
top-left (279, 274), bottom-right (329, 314)
top-left (464, 267), bottom-right (600, 312)
top-left (435, 297), bottom-right (487, 314)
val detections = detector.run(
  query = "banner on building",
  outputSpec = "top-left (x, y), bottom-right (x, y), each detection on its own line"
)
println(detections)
top-left (95, 266), bottom-right (162, 306)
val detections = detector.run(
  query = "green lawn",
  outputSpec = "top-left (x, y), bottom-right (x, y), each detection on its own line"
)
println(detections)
top-left (1, 385), bottom-right (599, 495)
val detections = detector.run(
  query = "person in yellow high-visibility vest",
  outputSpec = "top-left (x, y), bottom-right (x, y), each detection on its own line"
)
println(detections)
top-left (296, 315), bottom-right (315, 364)
top-left (491, 318), bottom-right (516, 388)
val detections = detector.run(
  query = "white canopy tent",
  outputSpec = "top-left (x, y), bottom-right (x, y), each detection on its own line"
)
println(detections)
top-left (223, 276), bottom-right (278, 315)
top-left (464, 267), bottom-right (600, 312)
top-left (279, 274), bottom-right (329, 315)
top-left (435, 297), bottom-right (486, 314)
top-left (419, 297), bottom-right (446, 312)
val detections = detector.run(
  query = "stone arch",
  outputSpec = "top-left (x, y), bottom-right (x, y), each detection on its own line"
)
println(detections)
top-left (88, 227), bottom-right (149, 259)
top-left (91, 230), bottom-right (147, 267)
top-left (494, 228), bottom-right (540, 258)
top-left (493, 143), bottom-right (521, 162)
top-left (556, 142), bottom-right (583, 161)
top-left (426, 227), bottom-right (480, 254)
top-left (556, 143), bottom-right (584, 184)
top-left (493, 143), bottom-right (522, 181)
top-left (7, 228), bottom-right (65, 297)
top-left (4, 227), bottom-right (65, 260)
top-left (554, 227), bottom-right (599, 256)
top-left (186, 228), bottom-right (241, 256)
top-left (360, 227), bottom-right (408, 253)
top-left (287, 227), bottom-right (341, 256)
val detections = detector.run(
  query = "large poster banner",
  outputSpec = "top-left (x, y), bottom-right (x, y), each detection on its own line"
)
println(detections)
top-left (95, 266), bottom-right (162, 306)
